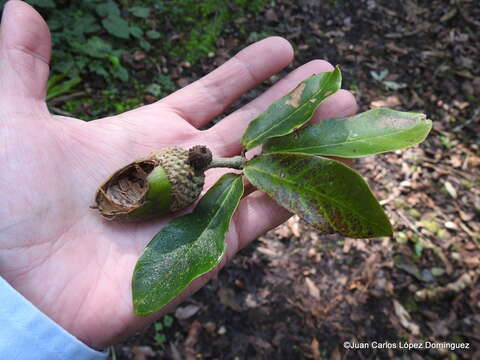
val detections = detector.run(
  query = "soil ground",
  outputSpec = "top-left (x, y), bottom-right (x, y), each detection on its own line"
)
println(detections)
top-left (109, 1), bottom-right (480, 359)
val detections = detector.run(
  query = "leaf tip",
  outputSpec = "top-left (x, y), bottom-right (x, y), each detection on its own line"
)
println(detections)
top-left (375, 217), bottom-right (394, 238)
top-left (382, 225), bottom-right (394, 238)
top-left (333, 64), bottom-right (342, 79)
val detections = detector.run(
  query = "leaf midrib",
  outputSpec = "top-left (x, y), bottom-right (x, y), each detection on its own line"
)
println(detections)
top-left (190, 177), bottom-right (241, 255)
top-left (148, 176), bottom-right (241, 297)
top-left (268, 122), bottom-right (428, 153)
top-left (246, 164), bottom-right (385, 229)
top-left (245, 71), bottom-right (335, 147)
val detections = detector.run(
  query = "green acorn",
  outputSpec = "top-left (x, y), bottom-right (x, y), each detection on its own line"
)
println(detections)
top-left (94, 146), bottom-right (212, 221)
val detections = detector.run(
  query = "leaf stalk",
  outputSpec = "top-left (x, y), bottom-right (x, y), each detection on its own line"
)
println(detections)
top-left (208, 156), bottom-right (246, 170)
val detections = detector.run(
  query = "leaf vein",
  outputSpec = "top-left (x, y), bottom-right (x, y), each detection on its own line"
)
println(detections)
top-left (273, 124), bottom-right (426, 153)
top-left (247, 165), bottom-right (384, 227)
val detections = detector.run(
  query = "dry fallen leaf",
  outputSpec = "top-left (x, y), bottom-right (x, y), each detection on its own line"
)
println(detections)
top-left (217, 288), bottom-right (242, 311)
top-left (131, 346), bottom-right (156, 360)
top-left (175, 304), bottom-right (200, 320)
top-left (310, 337), bottom-right (322, 360)
top-left (370, 95), bottom-right (401, 108)
top-left (444, 181), bottom-right (457, 199)
top-left (393, 299), bottom-right (420, 335)
top-left (305, 277), bottom-right (321, 300)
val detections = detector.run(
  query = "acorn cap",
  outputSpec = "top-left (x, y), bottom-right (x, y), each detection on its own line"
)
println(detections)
top-left (188, 145), bottom-right (213, 173)
top-left (94, 146), bottom-right (211, 221)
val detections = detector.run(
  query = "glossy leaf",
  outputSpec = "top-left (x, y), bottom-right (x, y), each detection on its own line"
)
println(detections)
top-left (132, 173), bottom-right (244, 316)
top-left (264, 108), bottom-right (432, 158)
top-left (244, 153), bottom-right (392, 238)
top-left (241, 66), bottom-right (342, 150)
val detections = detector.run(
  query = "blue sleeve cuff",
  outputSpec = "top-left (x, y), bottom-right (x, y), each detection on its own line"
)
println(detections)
top-left (0, 277), bottom-right (108, 360)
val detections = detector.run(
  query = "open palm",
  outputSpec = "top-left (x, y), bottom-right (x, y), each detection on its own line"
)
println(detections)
top-left (0, 1), bottom-right (357, 350)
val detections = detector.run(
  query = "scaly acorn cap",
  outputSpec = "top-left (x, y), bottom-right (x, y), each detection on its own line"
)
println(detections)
top-left (94, 146), bottom-right (212, 221)
top-left (188, 145), bottom-right (213, 173)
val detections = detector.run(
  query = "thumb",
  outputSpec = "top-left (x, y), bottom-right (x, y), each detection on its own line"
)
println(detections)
top-left (0, 0), bottom-right (51, 106)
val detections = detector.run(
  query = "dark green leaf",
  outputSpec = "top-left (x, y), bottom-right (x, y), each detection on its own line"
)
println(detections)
top-left (102, 16), bottom-right (130, 39)
top-left (163, 315), bottom-right (174, 327)
top-left (244, 153), bottom-right (392, 238)
top-left (140, 39), bottom-right (152, 51)
top-left (154, 333), bottom-right (166, 344)
top-left (146, 30), bottom-right (161, 39)
top-left (130, 6), bottom-right (151, 18)
top-left (27, 0), bottom-right (55, 8)
top-left (241, 66), bottom-right (341, 150)
top-left (146, 84), bottom-right (162, 97)
top-left (132, 174), bottom-right (244, 316)
top-left (263, 108), bottom-right (432, 158)
top-left (96, 1), bottom-right (120, 18)
top-left (129, 26), bottom-right (144, 38)
top-left (78, 36), bottom-right (112, 59)
top-left (88, 61), bottom-right (109, 79)
top-left (71, 15), bottom-right (99, 35)
top-left (155, 74), bottom-right (176, 92)
top-left (111, 65), bottom-right (129, 82)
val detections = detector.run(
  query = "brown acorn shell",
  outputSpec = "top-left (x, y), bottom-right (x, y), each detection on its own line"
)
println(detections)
top-left (94, 147), bottom-right (206, 221)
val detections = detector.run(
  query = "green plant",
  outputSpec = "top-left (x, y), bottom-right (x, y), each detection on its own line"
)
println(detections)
top-left (155, 0), bottom-right (268, 63)
top-left (94, 66), bottom-right (432, 316)
top-left (153, 315), bottom-right (174, 346)
top-left (16, 0), bottom-right (267, 118)
top-left (46, 73), bottom-right (81, 101)
top-left (24, 0), bottom-right (268, 84)
top-left (26, 0), bottom-right (131, 82)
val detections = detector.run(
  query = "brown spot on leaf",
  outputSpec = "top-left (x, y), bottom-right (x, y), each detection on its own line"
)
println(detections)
top-left (285, 83), bottom-right (305, 108)
top-left (378, 115), bottom-right (415, 130)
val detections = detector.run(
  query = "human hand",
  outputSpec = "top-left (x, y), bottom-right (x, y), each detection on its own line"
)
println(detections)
top-left (0, 0), bottom-right (357, 349)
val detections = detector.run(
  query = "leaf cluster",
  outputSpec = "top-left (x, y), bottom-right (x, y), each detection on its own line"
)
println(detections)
top-left (132, 67), bottom-right (432, 315)
top-left (153, 0), bottom-right (268, 63)
top-left (17, 0), bottom-right (268, 117)
top-left (153, 315), bottom-right (174, 345)
top-left (27, 0), bottom-right (130, 82)
top-left (24, 0), bottom-right (268, 85)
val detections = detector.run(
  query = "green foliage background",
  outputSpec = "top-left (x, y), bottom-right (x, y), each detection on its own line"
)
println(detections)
top-left (0, 0), bottom-right (268, 119)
